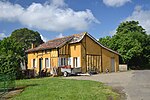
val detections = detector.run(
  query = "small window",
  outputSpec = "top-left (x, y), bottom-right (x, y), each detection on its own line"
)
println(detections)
top-left (45, 58), bottom-right (50, 68)
top-left (33, 59), bottom-right (36, 68)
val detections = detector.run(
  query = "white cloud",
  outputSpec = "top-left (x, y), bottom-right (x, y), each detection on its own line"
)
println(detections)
top-left (103, 0), bottom-right (131, 7)
top-left (0, 1), bottom-right (23, 21)
top-left (0, 33), bottom-right (7, 40)
top-left (0, 0), bottom-right (99, 32)
top-left (126, 6), bottom-right (150, 34)
top-left (40, 34), bottom-right (49, 42)
top-left (56, 33), bottom-right (64, 38)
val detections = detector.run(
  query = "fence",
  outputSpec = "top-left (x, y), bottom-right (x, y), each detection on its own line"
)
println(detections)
top-left (0, 73), bottom-right (16, 96)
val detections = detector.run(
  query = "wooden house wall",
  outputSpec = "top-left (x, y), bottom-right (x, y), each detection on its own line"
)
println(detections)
top-left (80, 34), bottom-right (119, 73)
top-left (59, 44), bottom-right (69, 57)
top-left (27, 49), bottom-right (58, 75)
top-left (102, 48), bottom-right (119, 72)
top-left (81, 35), bottom-right (102, 73)
top-left (27, 33), bottom-right (119, 75)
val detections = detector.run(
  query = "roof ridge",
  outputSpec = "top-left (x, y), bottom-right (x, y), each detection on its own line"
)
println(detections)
top-left (46, 35), bottom-right (72, 43)
top-left (26, 32), bottom-right (87, 53)
top-left (46, 32), bottom-right (86, 43)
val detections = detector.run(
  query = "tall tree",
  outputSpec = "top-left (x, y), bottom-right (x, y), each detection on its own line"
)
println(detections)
top-left (99, 21), bottom-right (150, 69)
top-left (0, 28), bottom-right (44, 78)
top-left (10, 28), bottom-right (44, 50)
top-left (0, 38), bottom-right (22, 77)
top-left (10, 28), bottom-right (44, 69)
top-left (99, 36), bottom-right (111, 47)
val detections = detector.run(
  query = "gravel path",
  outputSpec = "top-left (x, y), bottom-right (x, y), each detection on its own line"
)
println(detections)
top-left (65, 70), bottom-right (150, 100)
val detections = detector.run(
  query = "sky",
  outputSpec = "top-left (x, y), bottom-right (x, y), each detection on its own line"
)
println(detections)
top-left (0, 0), bottom-right (150, 41)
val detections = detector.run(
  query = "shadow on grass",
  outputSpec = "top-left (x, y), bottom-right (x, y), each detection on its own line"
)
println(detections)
top-left (1, 84), bottom-right (38, 99)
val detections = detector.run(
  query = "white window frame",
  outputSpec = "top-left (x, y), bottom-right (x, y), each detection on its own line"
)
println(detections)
top-left (74, 57), bottom-right (78, 68)
top-left (74, 57), bottom-right (81, 68)
top-left (32, 59), bottom-right (37, 68)
top-left (77, 57), bottom-right (81, 68)
top-left (70, 57), bottom-right (73, 68)
top-left (59, 57), bottom-right (67, 66)
top-left (45, 58), bottom-right (50, 68)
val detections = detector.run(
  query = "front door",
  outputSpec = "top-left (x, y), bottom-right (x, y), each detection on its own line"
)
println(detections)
top-left (111, 58), bottom-right (115, 72)
top-left (39, 58), bottom-right (43, 76)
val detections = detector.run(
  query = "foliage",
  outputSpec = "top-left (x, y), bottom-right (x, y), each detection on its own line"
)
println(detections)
top-left (10, 28), bottom-right (44, 50)
top-left (0, 38), bottom-right (22, 76)
top-left (99, 21), bottom-right (150, 69)
top-left (0, 28), bottom-right (44, 78)
top-left (13, 78), bottom-right (119, 100)
top-left (99, 36), bottom-right (111, 47)
top-left (10, 28), bottom-right (44, 70)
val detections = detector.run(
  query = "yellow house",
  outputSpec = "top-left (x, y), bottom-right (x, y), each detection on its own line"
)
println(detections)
top-left (26, 32), bottom-right (119, 76)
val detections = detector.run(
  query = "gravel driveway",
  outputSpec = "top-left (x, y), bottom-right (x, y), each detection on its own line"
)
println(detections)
top-left (65, 70), bottom-right (150, 100)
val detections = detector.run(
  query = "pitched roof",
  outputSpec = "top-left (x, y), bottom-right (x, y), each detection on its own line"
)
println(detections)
top-left (26, 32), bottom-right (85, 53)
top-left (26, 32), bottom-right (119, 55)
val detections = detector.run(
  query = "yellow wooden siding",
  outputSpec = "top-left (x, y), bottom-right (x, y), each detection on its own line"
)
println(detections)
top-left (102, 48), bottom-right (119, 72)
top-left (59, 44), bottom-right (69, 56)
top-left (70, 43), bottom-right (81, 57)
top-left (80, 35), bottom-right (102, 73)
top-left (80, 37), bottom-right (87, 73)
top-left (85, 36), bottom-right (102, 55)
top-left (80, 35), bottom-right (119, 73)
top-left (69, 43), bottom-right (82, 68)
top-left (27, 49), bottom-right (58, 75)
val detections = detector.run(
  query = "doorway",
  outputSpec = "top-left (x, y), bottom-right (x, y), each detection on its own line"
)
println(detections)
top-left (111, 57), bottom-right (115, 72)
top-left (39, 58), bottom-right (43, 76)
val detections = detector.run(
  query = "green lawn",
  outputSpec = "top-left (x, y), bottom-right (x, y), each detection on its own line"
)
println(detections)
top-left (12, 77), bottom-right (119, 100)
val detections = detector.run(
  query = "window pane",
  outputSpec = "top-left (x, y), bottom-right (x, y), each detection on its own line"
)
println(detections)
top-left (64, 58), bottom-right (66, 65)
top-left (61, 58), bottom-right (63, 65)
top-left (45, 58), bottom-right (49, 67)
top-left (33, 59), bottom-right (35, 67)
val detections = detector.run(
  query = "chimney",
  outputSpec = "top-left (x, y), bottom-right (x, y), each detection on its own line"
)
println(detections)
top-left (31, 43), bottom-right (35, 49)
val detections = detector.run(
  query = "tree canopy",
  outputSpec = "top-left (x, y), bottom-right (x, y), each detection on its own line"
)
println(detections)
top-left (10, 28), bottom-right (44, 50)
top-left (99, 21), bottom-right (150, 69)
top-left (0, 38), bottom-right (22, 77)
top-left (0, 28), bottom-right (44, 78)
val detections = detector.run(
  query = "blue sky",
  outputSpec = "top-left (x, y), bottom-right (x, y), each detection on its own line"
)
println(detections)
top-left (0, 0), bottom-right (150, 41)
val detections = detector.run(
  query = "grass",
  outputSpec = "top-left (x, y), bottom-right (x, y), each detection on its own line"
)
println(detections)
top-left (12, 77), bottom-right (119, 100)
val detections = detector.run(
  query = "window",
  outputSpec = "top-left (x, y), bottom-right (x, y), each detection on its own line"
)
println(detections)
top-left (73, 57), bottom-right (80, 68)
top-left (59, 57), bottom-right (67, 66)
top-left (61, 58), bottom-right (63, 65)
top-left (45, 58), bottom-right (50, 68)
top-left (33, 59), bottom-right (36, 68)
top-left (74, 57), bottom-right (78, 68)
